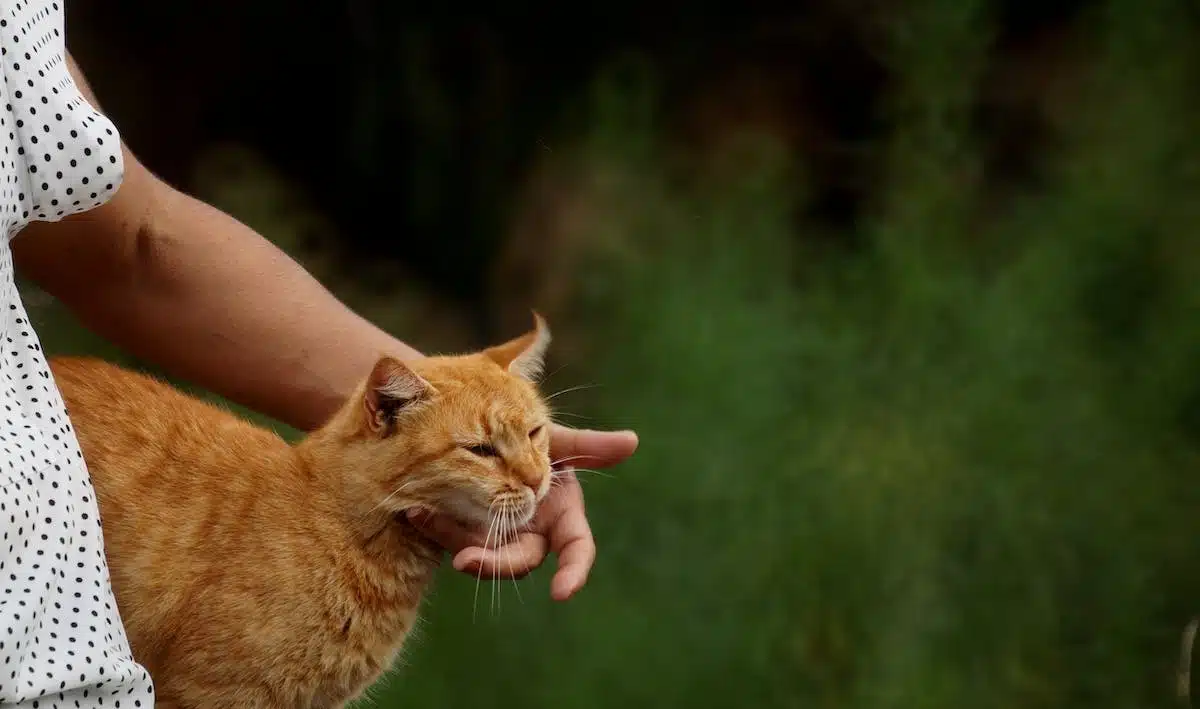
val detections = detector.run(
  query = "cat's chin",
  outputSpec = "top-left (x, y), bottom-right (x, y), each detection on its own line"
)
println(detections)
top-left (439, 497), bottom-right (538, 535)
top-left (439, 495), bottom-right (495, 530)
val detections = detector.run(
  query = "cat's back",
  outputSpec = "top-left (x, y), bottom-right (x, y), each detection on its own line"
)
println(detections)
top-left (52, 354), bottom-right (236, 430)
top-left (52, 355), bottom-right (197, 434)
top-left (50, 355), bottom-right (285, 475)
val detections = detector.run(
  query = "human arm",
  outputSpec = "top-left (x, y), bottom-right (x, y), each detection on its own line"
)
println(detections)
top-left (13, 53), bottom-right (637, 599)
top-left (13, 55), bottom-right (420, 432)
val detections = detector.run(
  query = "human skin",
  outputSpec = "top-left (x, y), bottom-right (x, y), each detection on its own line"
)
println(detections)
top-left (10, 54), bottom-right (638, 601)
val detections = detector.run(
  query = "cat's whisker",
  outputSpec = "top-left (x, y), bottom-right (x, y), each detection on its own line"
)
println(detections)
top-left (364, 479), bottom-right (417, 518)
top-left (503, 504), bottom-right (524, 605)
top-left (564, 467), bottom-right (615, 480)
top-left (497, 504), bottom-right (516, 614)
top-left (491, 508), bottom-right (503, 617)
top-left (541, 362), bottom-right (570, 384)
top-left (498, 505), bottom-right (513, 547)
top-left (549, 454), bottom-right (595, 468)
top-left (489, 503), bottom-right (501, 617)
top-left (471, 509), bottom-right (493, 623)
top-left (550, 469), bottom-right (612, 487)
top-left (472, 501), bottom-right (499, 624)
top-left (550, 469), bottom-right (579, 487)
top-left (499, 505), bottom-right (509, 611)
top-left (549, 409), bottom-right (591, 421)
top-left (550, 410), bottom-right (589, 419)
top-left (544, 383), bottom-right (600, 401)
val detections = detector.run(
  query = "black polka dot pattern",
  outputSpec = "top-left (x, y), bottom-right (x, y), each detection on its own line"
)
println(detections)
top-left (0, 1), bottom-right (154, 707)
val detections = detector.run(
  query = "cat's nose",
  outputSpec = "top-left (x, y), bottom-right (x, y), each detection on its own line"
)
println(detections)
top-left (514, 470), bottom-right (544, 496)
top-left (514, 467), bottom-right (542, 489)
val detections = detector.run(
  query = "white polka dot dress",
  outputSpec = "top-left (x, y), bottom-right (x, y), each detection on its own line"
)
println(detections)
top-left (0, 0), bottom-right (155, 707)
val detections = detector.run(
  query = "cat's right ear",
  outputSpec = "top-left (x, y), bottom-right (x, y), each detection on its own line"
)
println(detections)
top-left (364, 357), bottom-right (434, 436)
top-left (484, 311), bottom-right (551, 382)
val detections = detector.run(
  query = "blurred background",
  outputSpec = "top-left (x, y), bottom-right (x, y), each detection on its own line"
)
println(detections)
top-left (20, 0), bottom-right (1200, 706)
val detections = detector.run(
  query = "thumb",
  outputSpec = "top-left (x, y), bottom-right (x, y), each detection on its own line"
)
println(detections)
top-left (550, 427), bottom-right (639, 469)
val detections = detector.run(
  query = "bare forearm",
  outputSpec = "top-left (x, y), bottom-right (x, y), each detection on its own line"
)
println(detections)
top-left (11, 53), bottom-right (423, 431)
top-left (138, 198), bottom-right (418, 429)
top-left (22, 184), bottom-right (422, 432)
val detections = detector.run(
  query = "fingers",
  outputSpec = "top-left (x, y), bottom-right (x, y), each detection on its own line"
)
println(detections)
top-left (408, 510), bottom-right (549, 581)
top-left (406, 510), bottom-right (487, 552)
top-left (549, 426), bottom-right (639, 469)
top-left (452, 532), bottom-right (549, 580)
top-left (409, 507), bottom-right (550, 580)
top-left (543, 475), bottom-right (595, 601)
top-left (551, 535), bottom-right (596, 601)
top-left (541, 426), bottom-right (638, 597)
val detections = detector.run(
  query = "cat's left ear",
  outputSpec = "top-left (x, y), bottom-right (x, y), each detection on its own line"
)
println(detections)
top-left (364, 356), bottom-right (434, 435)
top-left (485, 311), bottom-right (552, 382)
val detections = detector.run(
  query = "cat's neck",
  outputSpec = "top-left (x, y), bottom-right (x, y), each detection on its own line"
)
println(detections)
top-left (292, 430), bottom-right (441, 567)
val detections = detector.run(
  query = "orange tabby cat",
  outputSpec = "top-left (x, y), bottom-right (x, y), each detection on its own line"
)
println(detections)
top-left (47, 314), bottom-right (555, 709)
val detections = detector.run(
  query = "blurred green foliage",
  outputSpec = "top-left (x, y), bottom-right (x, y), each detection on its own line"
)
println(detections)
top-left (25, 0), bottom-right (1200, 707)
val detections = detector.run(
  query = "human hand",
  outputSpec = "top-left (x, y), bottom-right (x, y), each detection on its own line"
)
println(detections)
top-left (407, 425), bottom-right (638, 601)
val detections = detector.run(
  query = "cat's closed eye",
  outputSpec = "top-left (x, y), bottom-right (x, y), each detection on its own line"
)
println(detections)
top-left (529, 425), bottom-right (543, 439)
top-left (464, 443), bottom-right (499, 458)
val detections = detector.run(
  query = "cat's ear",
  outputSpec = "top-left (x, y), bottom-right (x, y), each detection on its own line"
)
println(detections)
top-left (364, 356), bottom-right (433, 435)
top-left (485, 311), bottom-right (552, 382)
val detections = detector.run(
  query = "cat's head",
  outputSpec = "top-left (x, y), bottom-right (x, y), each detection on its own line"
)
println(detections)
top-left (320, 313), bottom-right (554, 530)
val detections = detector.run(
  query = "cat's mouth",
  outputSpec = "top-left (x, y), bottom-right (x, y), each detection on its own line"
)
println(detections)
top-left (424, 484), bottom-right (544, 539)
top-left (502, 501), bottom-right (539, 529)
top-left (433, 494), bottom-right (529, 529)
top-left (480, 499), bottom-right (538, 532)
